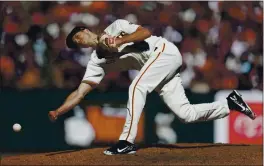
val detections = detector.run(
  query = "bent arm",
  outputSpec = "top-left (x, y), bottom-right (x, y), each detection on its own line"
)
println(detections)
top-left (56, 82), bottom-right (94, 116)
top-left (119, 26), bottom-right (152, 45)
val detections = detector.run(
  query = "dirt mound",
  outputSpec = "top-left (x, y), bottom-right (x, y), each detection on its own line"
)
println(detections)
top-left (1, 143), bottom-right (262, 165)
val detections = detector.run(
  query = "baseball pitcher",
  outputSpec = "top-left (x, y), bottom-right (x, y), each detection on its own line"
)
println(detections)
top-left (48, 19), bottom-right (256, 155)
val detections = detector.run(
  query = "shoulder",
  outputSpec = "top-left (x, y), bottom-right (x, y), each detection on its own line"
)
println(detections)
top-left (114, 19), bottom-right (128, 23)
top-left (89, 50), bottom-right (100, 63)
top-left (108, 19), bottom-right (128, 26)
top-left (89, 49), bottom-right (108, 65)
top-left (104, 20), bottom-right (126, 34)
top-left (106, 19), bottom-right (134, 30)
top-left (114, 19), bottom-right (132, 26)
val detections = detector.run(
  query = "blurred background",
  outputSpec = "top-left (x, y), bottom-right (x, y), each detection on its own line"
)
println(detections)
top-left (0, 1), bottom-right (263, 152)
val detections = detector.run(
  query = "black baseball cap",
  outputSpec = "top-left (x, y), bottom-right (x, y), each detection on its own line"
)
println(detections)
top-left (66, 26), bottom-right (87, 49)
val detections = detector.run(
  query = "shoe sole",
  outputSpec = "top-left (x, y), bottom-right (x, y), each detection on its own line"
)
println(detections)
top-left (233, 90), bottom-right (256, 120)
top-left (103, 151), bottom-right (136, 155)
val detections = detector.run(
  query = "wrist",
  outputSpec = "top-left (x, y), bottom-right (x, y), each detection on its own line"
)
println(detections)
top-left (55, 110), bottom-right (61, 116)
top-left (119, 38), bottom-right (126, 45)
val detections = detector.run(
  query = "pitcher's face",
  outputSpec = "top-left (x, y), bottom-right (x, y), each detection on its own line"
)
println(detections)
top-left (72, 29), bottom-right (98, 48)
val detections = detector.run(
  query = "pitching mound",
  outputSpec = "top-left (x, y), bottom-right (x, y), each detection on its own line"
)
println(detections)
top-left (1, 144), bottom-right (262, 165)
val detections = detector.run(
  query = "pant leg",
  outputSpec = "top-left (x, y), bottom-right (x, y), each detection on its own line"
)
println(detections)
top-left (159, 74), bottom-right (230, 123)
top-left (119, 43), bottom-right (182, 143)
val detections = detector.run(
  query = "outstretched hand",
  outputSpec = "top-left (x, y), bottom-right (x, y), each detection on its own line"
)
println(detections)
top-left (48, 110), bottom-right (58, 122)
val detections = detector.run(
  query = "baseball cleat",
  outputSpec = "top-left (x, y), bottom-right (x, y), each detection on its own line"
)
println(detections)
top-left (103, 140), bottom-right (137, 155)
top-left (227, 90), bottom-right (256, 120)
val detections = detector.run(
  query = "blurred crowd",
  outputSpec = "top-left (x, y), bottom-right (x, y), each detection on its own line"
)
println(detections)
top-left (0, 1), bottom-right (263, 92)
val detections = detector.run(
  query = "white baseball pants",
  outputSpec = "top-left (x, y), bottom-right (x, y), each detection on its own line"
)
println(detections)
top-left (119, 39), bottom-right (230, 143)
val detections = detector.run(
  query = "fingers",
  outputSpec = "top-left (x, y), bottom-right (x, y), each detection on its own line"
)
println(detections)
top-left (98, 34), bottom-right (111, 50)
top-left (106, 37), bottom-right (116, 47)
top-left (48, 111), bottom-right (58, 122)
top-left (107, 37), bottom-right (117, 48)
top-left (98, 34), bottom-right (118, 52)
top-left (106, 37), bottom-right (119, 53)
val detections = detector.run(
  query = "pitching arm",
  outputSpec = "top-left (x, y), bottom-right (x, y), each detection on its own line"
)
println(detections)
top-left (48, 82), bottom-right (94, 121)
top-left (117, 26), bottom-right (151, 46)
top-left (104, 19), bottom-right (152, 48)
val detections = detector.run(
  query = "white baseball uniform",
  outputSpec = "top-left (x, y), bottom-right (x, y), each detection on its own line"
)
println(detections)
top-left (82, 19), bottom-right (230, 143)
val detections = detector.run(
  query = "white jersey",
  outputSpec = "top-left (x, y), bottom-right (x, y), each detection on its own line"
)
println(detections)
top-left (82, 19), bottom-right (163, 85)
top-left (80, 19), bottom-right (230, 146)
